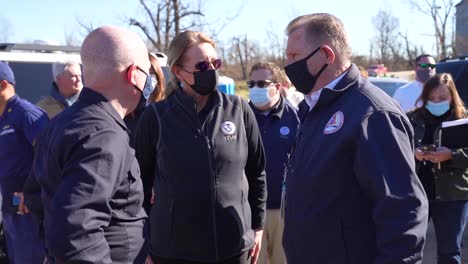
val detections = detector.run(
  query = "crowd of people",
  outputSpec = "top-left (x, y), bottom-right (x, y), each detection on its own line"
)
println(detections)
top-left (0, 12), bottom-right (466, 264)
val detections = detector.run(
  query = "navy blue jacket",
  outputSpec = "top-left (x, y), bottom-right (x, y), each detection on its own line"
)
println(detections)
top-left (135, 89), bottom-right (266, 262)
top-left (250, 97), bottom-right (299, 209)
top-left (283, 64), bottom-right (428, 264)
top-left (28, 88), bottom-right (147, 263)
top-left (0, 95), bottom-right (48, 213)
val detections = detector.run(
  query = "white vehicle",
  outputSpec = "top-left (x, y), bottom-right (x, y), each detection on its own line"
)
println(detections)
top-left (368, 76), bottom-right (408, 97)
top-left (0, 43), bottom-right (82, 103)
top-left (0, 43), bottom-right (169, 103)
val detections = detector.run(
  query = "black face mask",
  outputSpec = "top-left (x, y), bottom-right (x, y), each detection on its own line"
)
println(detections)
top-left (284, 46), bottom-right (328, 95)
top-left (190, 69), bottom-right (219, 96)
top-left (132, 75), bottom-right (152, 110)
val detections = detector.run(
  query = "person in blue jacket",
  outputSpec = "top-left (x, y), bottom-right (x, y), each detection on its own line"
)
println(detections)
top-left (247, 61), bottom-right (299, 264)
top-left (281, 13), bottom-right (429, 264)
top-left (0, 61), bottom-right (47, 263)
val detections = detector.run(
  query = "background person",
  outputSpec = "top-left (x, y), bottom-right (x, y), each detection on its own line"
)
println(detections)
top-left (248, 61), bottom-right (299, 264)
top-left (281, 13), bottom-right (428, 264)
top-left (37, 61), bottom-right (83, 118)
top-left (0, 61), bottom-right (47, 263)
top-left (135, 30), bottom-right (266, 264)
top-left (124, 52), bottom-right (166, 148)
top-left (393, 54), bottom-right (436, 112)
top-left (408, 73), bottom-right (468, 264)
top-left (27, 26), bottom-right (150, 263)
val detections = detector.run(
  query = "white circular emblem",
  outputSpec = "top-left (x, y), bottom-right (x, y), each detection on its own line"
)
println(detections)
top-left (221, 121), bottom-right (236, 135)
top-left (323, 111), bottom-right (344, 134)
top-left (280, 126), bottom-right (290, 136)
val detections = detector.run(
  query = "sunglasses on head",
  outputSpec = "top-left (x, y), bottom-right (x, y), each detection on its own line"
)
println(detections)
top-left (418, 63), bottom-right (436, 69)
top-left (193, 58), bottom-right (223, 72)
top-left (247, 80), bottom-right (274, 88)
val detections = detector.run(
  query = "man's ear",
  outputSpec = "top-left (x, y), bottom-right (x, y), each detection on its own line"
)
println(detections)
top-left (321, 45), bottom-right (335, 64)
top-left (126, 64), bottom-right (138, 86)
top-left (0, 80), bottom-right (8, 90)
top-left (275, 82), bottom-right (282, 93)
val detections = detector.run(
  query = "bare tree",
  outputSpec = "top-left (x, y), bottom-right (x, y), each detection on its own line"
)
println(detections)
top-left (371, 9), bottom-right (400, 67)
top-left (410, 0), bottom-right (455, 60)
top-left (76, 17), bottom-right (95, 37)
top-left (129, 0), bottom-right (205, 52)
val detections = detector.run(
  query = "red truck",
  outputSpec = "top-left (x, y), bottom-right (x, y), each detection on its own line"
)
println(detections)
top-left (367, 64), bottom-right (388, 77)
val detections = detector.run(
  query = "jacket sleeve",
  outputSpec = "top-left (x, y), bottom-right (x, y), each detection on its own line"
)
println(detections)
top-left (242, 99), bottom-right (267, 230)
top-left (353, 111), bottom-right (428, 264)
top-left (134, 106), bottom-right (159, 213)
top-left (446, 148), bottom-right (468, 169)
top-left (46, 128), bottom-right (126, 263)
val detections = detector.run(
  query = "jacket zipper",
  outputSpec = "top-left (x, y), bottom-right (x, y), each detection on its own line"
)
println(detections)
top-left (198, 103), bottom-right (219, 261)
top-left (204, 134), bottom-right (219, 260)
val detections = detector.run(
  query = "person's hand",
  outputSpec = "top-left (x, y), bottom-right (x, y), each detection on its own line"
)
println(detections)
top-left (249, 230), bottom-right (263, 264)
top-left (415, 148), bottom-right (427, 162)
top-left (426, 147), bottom-right (453, 163)
top-left (145, 255), bottom-right (154, 264)
top-left (151, 189), bottom-right (155, 205)
top-left (13, 192), bottom-right (29, 214)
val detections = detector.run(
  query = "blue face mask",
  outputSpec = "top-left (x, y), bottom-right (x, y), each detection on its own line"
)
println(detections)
top-left (249, 87), bottom-right (273, 107)
top-left (425, 100), bottom-right (450, 116)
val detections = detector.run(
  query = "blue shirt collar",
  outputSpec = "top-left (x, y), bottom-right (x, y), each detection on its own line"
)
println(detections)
top-left (0, 95), bottom-right (20, 120)
top-left (51, 82), bottom-right (79, 107)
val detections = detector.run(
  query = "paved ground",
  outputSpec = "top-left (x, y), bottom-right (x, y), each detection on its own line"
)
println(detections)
top-left (423, 221), bottom-right (468, 263)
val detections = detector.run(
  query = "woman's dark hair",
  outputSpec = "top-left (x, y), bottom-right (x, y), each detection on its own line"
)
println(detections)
top-left (416, 73), bottom-right (465, 119)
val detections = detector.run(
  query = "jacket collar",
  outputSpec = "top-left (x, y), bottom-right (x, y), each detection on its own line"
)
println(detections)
top-left (77, 87), bottom-right (129, 132)
top-left (174, 88), bottom-right (222, 114)
top-left (313, 64), bottom-right (359, 110)
top-left (0, 95), bottom-right (20, 120)
top-left (50, 82), bottom-right (70, 107)
top-left (410, 107), bottom-right (461, 127)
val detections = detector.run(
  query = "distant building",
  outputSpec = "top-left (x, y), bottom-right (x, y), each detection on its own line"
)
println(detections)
top-left (456, 0), bottom-right (468, 55)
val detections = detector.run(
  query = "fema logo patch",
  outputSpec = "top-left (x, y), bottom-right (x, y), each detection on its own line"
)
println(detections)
top-left (323, 111), bottom-right (344, 134)
top-left (221, 121), bottom-right (236, 135)
top-left (280, 126), bottom-right (290, 136)
top-left (221, 121), bottom-right (237, 141)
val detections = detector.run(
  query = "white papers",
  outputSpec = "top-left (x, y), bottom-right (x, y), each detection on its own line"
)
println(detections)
top-left (441, 118), bottom-right (468, 128)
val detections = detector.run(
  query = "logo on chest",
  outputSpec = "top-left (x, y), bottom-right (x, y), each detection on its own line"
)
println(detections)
top-left (323, 111), bottom-right (344, 134)
top-left (221, 121), bottom-right (237, 141)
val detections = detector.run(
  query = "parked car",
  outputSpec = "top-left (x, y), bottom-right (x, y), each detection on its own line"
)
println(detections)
top-left (436, 56), bottom-right (468, 103)
top-left (368, 76), bottom-right (408, 97)
top-left (367, 64), bottom-right (388, 77)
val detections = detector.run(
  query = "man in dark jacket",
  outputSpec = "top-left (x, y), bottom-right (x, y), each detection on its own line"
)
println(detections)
top-left (26, 26), bottom-right (152, 263)
top-left (247, 62), bottom-right (299, 264)
top-left (282, 13), bottom-right (429, 264)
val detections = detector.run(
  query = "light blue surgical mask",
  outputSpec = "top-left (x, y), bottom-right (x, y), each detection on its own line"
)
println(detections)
top-left (425, 100), bottom-right (450, 116)
top-left (249, 87), bottom-right (273, 107)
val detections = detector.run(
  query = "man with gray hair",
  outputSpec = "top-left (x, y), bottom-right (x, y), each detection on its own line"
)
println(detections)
top-left (36, 61), bottom-right (82, 118)
top-left (281, 13), bottom-right (428, 263)
top-left (26, 26), bottom-right (151, 263)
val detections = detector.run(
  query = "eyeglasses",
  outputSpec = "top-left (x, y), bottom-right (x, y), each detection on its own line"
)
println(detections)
top-left (247, 80), bottom-right (274, 88)
top-left (418, 63), bottom-right (436, 69)
top-left (193, 58), bottom-right (223, 72)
